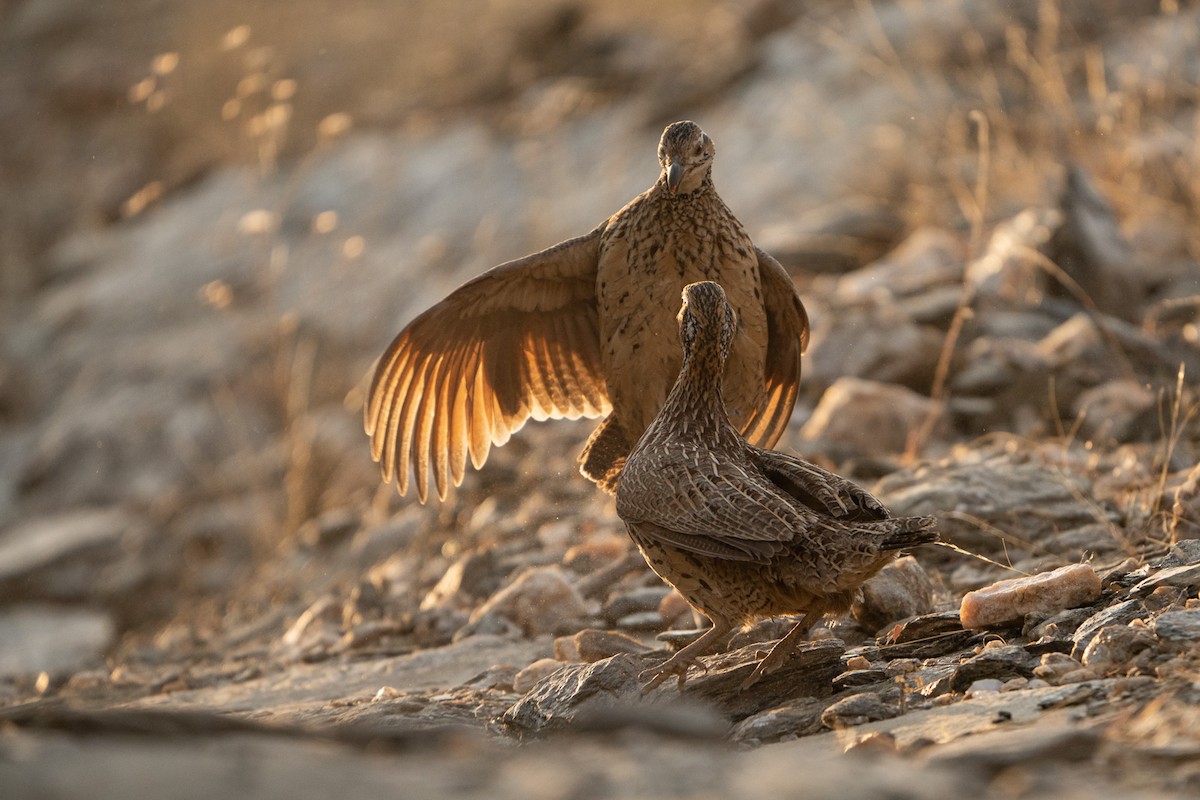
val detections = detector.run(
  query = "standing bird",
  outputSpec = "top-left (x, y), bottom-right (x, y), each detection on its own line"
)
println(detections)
top-left (615, 281), bottom-right (938, 690)
top-left (365, 121), bottom-right (810, 502)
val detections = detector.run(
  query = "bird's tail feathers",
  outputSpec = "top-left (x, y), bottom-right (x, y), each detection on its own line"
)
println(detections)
top-left (878, 515), bottom-right (939, 551)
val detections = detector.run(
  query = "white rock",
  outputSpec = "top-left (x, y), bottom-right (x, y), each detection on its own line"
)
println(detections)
top-left (960, 564), bottom-right (1101, 629)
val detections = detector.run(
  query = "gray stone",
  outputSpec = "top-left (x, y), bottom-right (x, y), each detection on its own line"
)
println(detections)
top-left (834, 668), bottom-right (891, 690)
top-left (950, 645), bottom-right (1036, 692)
top-left (1071, 599), bottom-right (1147, 658)
top-left (1165, 539), bottom-right (1200, 567)
top-left (926, 724), bottom-right (1100, 774)
top-left (601, 586), bottom-right (671, 624)
top-left (0, 605), bottom-right (115, 677)
top-left (1072, 380), bottom-right (1157, 444)
top-left (965, 678), bottom-right (1004, 695)
top-left (853, 556), bottom-right (936, 633)
top-left (422, 549), bottom-right (542, 614)
top-left (1132, 563), bottom-right (1200, 596)
top-left (614, 611), bottom-right (665, 631)
top-left (805, 311), bottom-right (945, 395)
top-left (464, 566), bottom-right (589, 638)
top-left (1152, 609), bottom-right (1200, 642)
top-left (758, 197), bottom-right (907, 275)
top-left (820, 691), bottom-right (901, 728)
top-left (877, 611), bottom-right (978, 659)
top-left (832, 227), bottom-right (965, 301)
top-left (1080, 625), bottom-right (1156, 672)
top-left (0, 509), bottom-right (144, 604)
top-left (680, 639), bottom-right (846, 719)
top-left (501, 653), bottom-right (650, 735)
top-left (1025, 606), bottom-right (1095, 639)
top-left (1046, 164), bottom-right (1138, 319)
top-left (730, 696), bottom-right (828, 744)
top-left (878, 458), bottom-right (1103, 554)
top-left (800, 378), bottom-right (947, 454)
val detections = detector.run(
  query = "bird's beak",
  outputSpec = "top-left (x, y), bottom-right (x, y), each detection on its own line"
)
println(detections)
top-left (666, 162), bottom-right (683, 194)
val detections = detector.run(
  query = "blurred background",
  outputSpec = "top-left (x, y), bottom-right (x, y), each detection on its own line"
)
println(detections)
top-left (0, 0), bottom-right (1198, 695)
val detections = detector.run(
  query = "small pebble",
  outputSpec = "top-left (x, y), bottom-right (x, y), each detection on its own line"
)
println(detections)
top-left (843, 731), bottom-right (899, 755)
top-left (1057, 667), bottom-right (1098, 684)
top-left (513, 658), bottom-right (562, 693)
top-left (571, 628), bottom-right (655, 662)
top-left (373, 686), bottom-right (402, 701)
top-left (1080, 624), bottom-right (1156, 672)
top-left (884, 658), bottom-right (921, 676)
top-left (1032, 652), bottom-right (1083, 684)
top-left (553, 635), bottom-right (582, 662)
top-left (966, 678), bottom-right (1004, 695)
top-left (615, 611), bottom-right (665, 631)
top-left (845, 655), bottom-right (872, 671)
top-left (602, 586), bottom-right (671, 623)
top-left (820, 692), bottom-right (900, 728)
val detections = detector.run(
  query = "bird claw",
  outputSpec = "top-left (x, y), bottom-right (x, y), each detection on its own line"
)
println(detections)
top-left (740, 638), bottom-right (800, 690)
top-left (638, 653), bottom-right (704, 693)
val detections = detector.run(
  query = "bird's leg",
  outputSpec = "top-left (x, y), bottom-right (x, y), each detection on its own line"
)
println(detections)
top-left (640, 619), bottom-right (733, 692)
top-left (741, 608), bottom-right (824, 690)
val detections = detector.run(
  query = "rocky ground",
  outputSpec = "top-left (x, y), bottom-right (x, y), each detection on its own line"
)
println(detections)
top-left (2, 1), bottom-right (1200, 798)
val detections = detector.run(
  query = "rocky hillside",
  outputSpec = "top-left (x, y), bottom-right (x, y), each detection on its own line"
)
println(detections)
top-left (1, 1), bottom-right (1198, 798)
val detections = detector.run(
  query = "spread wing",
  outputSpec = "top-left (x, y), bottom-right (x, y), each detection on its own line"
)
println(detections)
top-left (365, 225), bottom-right (611, 502)
top-left (738, 247), bottom-right (809, 448)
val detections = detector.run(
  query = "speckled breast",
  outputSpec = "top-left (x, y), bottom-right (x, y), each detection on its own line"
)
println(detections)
top-left (596, 191), bottom-right (769, 440)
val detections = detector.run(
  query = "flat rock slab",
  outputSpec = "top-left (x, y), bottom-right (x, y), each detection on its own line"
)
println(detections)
top-left (0, 719), bottom-right (977, 800)
top-left (876, 461), bottom-right (1102, 552)
top-left (503, 639), bottom-right (846, 734)
top-left (0, 509), bottom-right (134, 583)
top-left (1132, 563), bottom-right (1200, 595)
top-left (126, 635), bottom-right (549, 725)
top-left (779, 678), bottom-right (1123, 757)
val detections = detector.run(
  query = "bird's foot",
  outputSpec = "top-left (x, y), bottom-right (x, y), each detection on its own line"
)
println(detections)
top-left (639, 652), bottom-right (704, 693)
top-left (739, 639), bottom-right (797, 690)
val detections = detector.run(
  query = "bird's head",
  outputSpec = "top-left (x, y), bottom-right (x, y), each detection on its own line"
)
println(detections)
top-left (658, 120), bottom-right (715, 195)
top-left (678, 281), bottom-right (737, 364)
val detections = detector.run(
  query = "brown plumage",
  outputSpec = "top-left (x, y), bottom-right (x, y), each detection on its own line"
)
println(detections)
top-left (364, 121), bottom-right (810, 501)
top-left (615, 281), bottom-right (939, 690)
